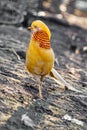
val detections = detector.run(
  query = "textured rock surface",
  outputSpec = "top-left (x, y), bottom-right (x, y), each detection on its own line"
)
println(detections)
top-left (0, 0), bottom-right (87, 130)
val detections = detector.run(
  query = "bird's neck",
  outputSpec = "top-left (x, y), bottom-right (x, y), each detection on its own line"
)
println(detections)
top-left (32, 30), bottom-right (51, 49)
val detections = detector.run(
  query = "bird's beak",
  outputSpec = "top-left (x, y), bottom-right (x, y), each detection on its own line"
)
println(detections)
top-left (28, 26), bottom-right (33, 30)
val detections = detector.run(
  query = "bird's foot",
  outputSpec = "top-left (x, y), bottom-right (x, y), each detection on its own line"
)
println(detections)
top-left (38, 93), bottom-right (43, 99)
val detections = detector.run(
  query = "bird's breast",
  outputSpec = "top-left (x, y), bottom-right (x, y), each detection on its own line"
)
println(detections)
top-left (26, 30), bottom-right (55, 76)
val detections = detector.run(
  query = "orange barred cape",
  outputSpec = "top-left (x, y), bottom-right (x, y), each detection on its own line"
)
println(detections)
top-left (32, 30), bottom-right (51, 49)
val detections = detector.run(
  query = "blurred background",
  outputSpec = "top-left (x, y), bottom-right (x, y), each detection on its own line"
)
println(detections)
top-left (0, 1), bottom-right (87, 129)
top-left (0, 0), bottom-right (87, 29)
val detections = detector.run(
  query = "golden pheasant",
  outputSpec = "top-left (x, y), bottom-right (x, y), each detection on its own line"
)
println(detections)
top-left (26, 20), bottom-right (80, 98)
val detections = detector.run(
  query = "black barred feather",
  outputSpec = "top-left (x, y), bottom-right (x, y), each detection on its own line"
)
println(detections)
top-left (33, 30), bottom-right (51, 49)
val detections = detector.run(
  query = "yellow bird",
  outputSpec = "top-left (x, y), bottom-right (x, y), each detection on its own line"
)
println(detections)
top-left (26, 20), bottom-right (80, 98)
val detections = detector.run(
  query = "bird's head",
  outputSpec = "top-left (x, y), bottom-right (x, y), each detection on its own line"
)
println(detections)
top-left (28, 20), bottom-right (51, 39)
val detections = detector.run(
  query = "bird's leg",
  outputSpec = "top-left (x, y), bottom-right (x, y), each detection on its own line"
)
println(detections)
top-left (37, 76), bottom-right (43, 99)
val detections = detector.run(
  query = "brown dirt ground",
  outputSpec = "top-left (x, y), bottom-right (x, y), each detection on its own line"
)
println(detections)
top-left (0, 0), bottom-right (87, 130)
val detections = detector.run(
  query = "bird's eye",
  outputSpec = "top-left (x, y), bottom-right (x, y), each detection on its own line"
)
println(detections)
top-left (34, 25), bottom-right (37, 28)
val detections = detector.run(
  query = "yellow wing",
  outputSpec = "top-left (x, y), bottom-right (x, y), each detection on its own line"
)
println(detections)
top-left (26, 38), bottom-right (54, 76)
